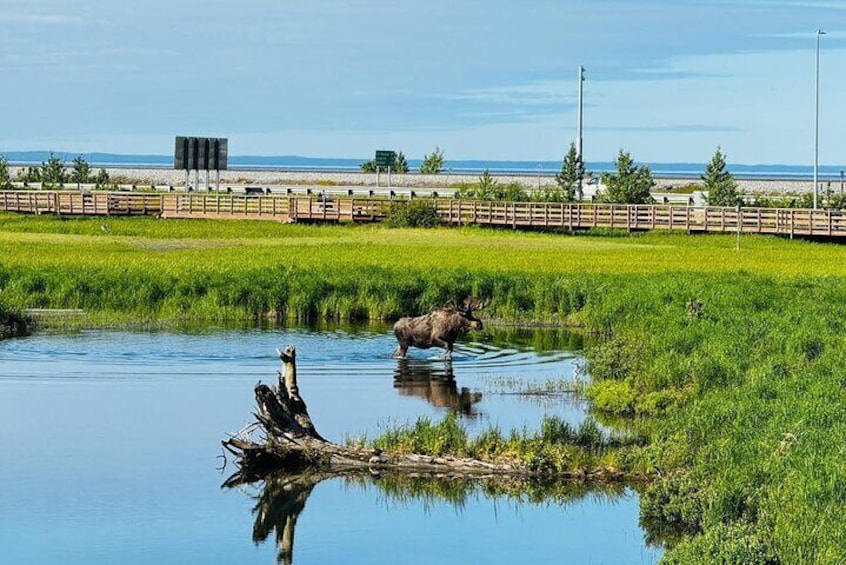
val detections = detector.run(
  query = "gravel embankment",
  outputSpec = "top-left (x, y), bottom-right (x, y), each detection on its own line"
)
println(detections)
top-left (7, 166), bottom-right (821, 195)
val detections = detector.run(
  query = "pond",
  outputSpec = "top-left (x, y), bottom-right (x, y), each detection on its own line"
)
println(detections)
top-left (0, 326), bottom-right (662, 564)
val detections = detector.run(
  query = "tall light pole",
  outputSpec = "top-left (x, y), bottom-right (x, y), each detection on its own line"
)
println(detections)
top-left (576, 65), bottom-right (585, 200)
top-left (814, 29), bottom-right (826, 209)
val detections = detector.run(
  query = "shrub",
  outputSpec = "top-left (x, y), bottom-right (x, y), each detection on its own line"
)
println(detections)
top-left (387, 200), bottom-right (440, 228)
top-left (454, 170), bottom-right (529, 201)
top-left (0, 299), bottom-right (28, 339)
top-left (663, 522), bottom-right (777, 565)
top-left (420, 146), bottom-right (445, 174)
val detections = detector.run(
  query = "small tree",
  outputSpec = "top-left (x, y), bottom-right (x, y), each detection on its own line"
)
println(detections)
top-left (554, 143), bottom-right (585, 202)
top-left (393, 151), bottom-right (409, 174)
top-left (17, 166), bottom-right (41, 184)
top-left (420, 146), bottom-right (445, 174)
top-left (0, 155), bottom-right (11, 189)
top-left (70, 155), bottom-right (91, 187)
top-left (41, 152), bottom-right (66, 188)
top-left (599, 149), bottom-right (654, 204)
top-left (477, 169), bottom-right (497, 195)
top-left (361, 151), bottom-right (407, 173)
top-left (94, 168), bottom-right (111, 189)
top-left (455, 170), bottom-right (528, 201)
top-left (703, 147), bottom-right (740, 207)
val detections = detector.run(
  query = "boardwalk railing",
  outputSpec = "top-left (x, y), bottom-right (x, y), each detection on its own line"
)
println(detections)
top-left (2, 190), bottom-right (846, 238)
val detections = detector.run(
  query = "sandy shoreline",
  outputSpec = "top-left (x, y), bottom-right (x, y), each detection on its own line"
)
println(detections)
top-left (7, 166), bottom-right (830, 195)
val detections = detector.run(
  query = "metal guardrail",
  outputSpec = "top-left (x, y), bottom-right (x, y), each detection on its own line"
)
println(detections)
top-left (2, 190), bottom-right (845, 237)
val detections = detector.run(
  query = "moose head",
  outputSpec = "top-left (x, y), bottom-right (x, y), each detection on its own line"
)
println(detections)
top-left (392, 296), bottom-right (490, 358)
top-left (445, 296), bottom-right (490, 332)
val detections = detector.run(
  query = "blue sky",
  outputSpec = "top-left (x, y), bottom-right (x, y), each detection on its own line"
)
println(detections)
top-left (0, 0), bottom-right (844, 165)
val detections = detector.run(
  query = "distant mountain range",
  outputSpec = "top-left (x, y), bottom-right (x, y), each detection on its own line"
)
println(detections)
top-left (3, 151), bottom-right (845, 180)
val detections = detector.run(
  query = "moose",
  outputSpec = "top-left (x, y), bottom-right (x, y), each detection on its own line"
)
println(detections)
top-left (392, 297), bottom-right (490, 358)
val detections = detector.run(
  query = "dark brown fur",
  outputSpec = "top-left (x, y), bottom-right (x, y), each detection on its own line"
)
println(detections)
top-left (392, 297), bottom-right (489, 358)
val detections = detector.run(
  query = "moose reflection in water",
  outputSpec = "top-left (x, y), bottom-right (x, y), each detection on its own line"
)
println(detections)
top-left (393, 357), bottom-right (482, 416)
top-left (392, 297), bottom-right (490, 358)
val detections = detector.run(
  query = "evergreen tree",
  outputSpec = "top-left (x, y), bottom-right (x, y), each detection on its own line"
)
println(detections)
top-left (41, 152), bottom-right (66, 188)
top-left (94, 168), bottom-right (111, 189)
top-left (703, 147), bottom-right (740, 206)
top-left (599, 149), bottom-right (654, 204)
top-left (0, 155), bottom-right (11, 189)
top-left (18, 165), bottom-right (41, 184)
top-left (554, 143), bottom-right (585, 202)
top-left (393, 151), bottom-right (409, 173)
top-left (360, 159), bottom-right (377, 172)
top-left (420, 146), bottom-right (445, 174)
top-left (70, 155), bottom-right (91, 187)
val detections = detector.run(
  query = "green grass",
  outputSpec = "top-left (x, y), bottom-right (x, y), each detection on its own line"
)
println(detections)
top-left (369, 413), bottom-right (640, 479)
top-left (3, 212), bottom-right (846, 563)
top-left (0, 298), bottom-right (27, 338)
top-left (3, 213), bottom-right (846, 325)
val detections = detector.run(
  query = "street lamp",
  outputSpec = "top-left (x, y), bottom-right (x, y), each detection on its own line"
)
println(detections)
top-left (814, 29), bottom-right (826, 209)
top-left (576, 65), bottom-right (585, 201)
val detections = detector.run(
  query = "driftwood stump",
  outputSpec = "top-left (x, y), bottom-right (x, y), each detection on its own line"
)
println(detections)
top-left (221, 345), bottom-right (520, 485)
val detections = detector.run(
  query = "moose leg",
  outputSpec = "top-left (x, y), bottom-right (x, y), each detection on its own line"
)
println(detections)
top-left (431, 338), bottom-right (453, 359)
top-left (392, 343), bottom-right (408, 358)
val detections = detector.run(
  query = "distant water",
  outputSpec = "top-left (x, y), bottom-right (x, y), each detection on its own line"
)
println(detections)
top-left (5, 150), bottom-right (846, 180)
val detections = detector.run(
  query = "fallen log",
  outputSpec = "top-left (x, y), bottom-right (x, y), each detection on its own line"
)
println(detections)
top-left (221, 344), bottom-right (525, 483)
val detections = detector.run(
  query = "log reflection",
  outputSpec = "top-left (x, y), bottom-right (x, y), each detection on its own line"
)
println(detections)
top-left (393, 358), bottom-right (482, 416)
top-left (238, 472), bottom-right (324, 565)
top-left (227, 471), bottom-right (634, 565)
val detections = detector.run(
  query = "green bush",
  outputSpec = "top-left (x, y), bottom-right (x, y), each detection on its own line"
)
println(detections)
top-left (387, 200), bottom-right (440, 228)
top-left (454, 170), bottom-right (529, 201)
top-left (420, 146), bottom-right (445, 174)
top-left (0, 299), bottom-right (27, 339)
top-left (663, 522), bottom-right (777, 565)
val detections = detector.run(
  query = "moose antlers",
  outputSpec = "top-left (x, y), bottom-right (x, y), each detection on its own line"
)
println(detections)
top-left (458, 296), bottom-right (490, 313)
top-left (442, 296), bottom-right (491, 313)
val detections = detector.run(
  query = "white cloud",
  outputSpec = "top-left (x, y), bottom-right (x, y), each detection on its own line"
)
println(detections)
top-left (448, 81), bottom-right (574, 107)
top-left (0, 13), bottom-right (82, 25)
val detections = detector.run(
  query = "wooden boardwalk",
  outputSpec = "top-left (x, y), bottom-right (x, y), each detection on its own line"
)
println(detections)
top-left (2, 190), bottom-right (846, 238)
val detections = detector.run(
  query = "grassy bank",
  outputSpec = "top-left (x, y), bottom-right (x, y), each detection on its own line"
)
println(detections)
top-left (3, 213), bottom-right (846, 324)
top-left (0, 300), bottom-right (27, 339)
top-left (1, 212), bottom-right (845, 562)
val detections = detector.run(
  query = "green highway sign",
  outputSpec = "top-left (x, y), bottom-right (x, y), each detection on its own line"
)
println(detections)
top-left (375, 150), bottom-right (396, 168)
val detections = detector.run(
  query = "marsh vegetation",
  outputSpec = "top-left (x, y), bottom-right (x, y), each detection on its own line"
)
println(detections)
top-left (1, 212), bottom-right (844, 563)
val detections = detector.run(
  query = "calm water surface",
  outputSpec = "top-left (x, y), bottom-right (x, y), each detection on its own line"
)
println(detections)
top-left (0, 326), bottom-right (661, 564)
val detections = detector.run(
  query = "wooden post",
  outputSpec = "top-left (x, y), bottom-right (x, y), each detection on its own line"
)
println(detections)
top-left (736, 204), bottom-right (742, 251)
